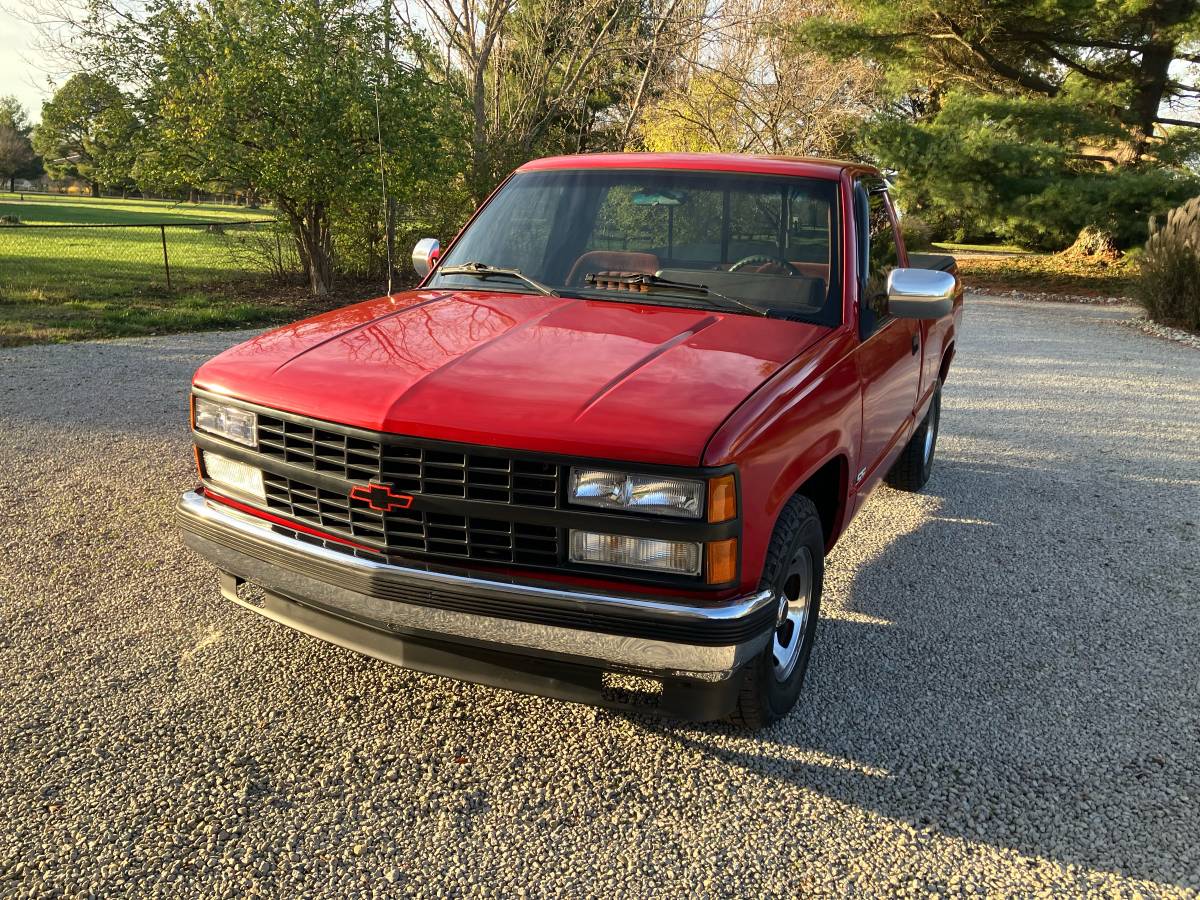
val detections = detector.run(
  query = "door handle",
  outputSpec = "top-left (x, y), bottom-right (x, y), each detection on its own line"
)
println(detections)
top-left (911, 333), bottom-right (920, 355)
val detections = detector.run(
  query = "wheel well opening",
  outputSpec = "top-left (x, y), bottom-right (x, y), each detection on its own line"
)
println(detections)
top-left (939, 343), bottom-right (955, 385)
top-left (796, 456), bottom-right (847, 549)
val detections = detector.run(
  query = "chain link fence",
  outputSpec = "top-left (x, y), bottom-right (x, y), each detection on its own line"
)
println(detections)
top-left (0, 219), bottom-right (300, 302)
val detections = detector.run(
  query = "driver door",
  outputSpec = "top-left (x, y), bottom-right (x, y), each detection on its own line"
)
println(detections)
top-left (855, 181), bottom-right (921, 484)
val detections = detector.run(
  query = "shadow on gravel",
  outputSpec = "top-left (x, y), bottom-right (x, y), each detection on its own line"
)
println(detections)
top-left (626, 453), bottom-right (1199, 889)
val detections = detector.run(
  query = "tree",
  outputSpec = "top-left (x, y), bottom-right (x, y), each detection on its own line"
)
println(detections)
top-left (798, 0), bottom-right (1200, 248)
top-left (865, 92), bottom-right (1200, 248)
top-left (33, 75), bottom-right (138, 196)
top-left (408, 0), bottom-right (700, 203)
top-left (0, 97), bottom-right (44, 191)
top-left (640, 0), bottom-right (879, 156)
top-left (0, 97), bottom-right (31, 133)
top-left (0, 126), bottom-right (38, 192)
top-left (140, 0), bottom-right (441, 295)
top-left (799, 0), bottom-right (1200, 163)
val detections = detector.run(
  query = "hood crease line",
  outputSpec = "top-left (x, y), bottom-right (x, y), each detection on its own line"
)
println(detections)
top-left (572, 314), bottom-right (721, 422)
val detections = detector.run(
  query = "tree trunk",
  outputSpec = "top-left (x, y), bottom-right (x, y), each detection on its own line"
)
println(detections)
top-left (1128, 40), bottom-right (1175, 162)
top-left (288, 201), bottom-right (333, 296)
top-left (466, 14), bottom-right (508, 207)
top-left (470, 60), bottom-right (492, 206)
top-left (90, 180), bottom-right (100, 197)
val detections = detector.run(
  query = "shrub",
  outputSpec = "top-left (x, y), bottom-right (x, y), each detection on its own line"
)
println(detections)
top-left (898, 214), bottom-right (933, 251)
top-left (867, 93), bottom-right (1200, 251)
top-left (1136, 197), bottom-right (1200, 331)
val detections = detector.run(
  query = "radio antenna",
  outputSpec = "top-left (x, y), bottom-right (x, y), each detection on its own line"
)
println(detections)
top-left (373, 80), bottom-right (393, 294)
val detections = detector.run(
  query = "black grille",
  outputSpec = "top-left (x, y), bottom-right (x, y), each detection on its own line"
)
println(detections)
top-left (241, 413), bottom-right (564, 567)
top-left (256, 414), bottom-right (560, 508)
top-left (260, 471), bottom-right (561, 568)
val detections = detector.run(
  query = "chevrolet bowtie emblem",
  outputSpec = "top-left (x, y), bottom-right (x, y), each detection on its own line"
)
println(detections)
top-left (350, 483), bottom-right (414, 512)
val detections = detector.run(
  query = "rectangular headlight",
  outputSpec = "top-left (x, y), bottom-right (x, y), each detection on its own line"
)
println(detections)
top-left (569, 530), bottom-right (701, 576)
top-left (202, 451), bottom-right (265, 500)
top-left (569, 468), bottom-right (704, 518)
top-left (194, 397), bottom-right (257, 447)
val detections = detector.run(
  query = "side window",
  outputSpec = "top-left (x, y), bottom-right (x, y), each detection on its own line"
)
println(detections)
top-left (859, 183), bottom-right (900, 336)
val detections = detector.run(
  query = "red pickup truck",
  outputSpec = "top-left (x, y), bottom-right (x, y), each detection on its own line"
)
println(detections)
top-left (177, 153), bottom-right (962, 727)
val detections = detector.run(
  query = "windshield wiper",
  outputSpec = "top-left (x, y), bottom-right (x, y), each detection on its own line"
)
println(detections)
top-left (584, 272), bottom-right (768, 317)
top-left (438, 261), bottom-right (559, 297)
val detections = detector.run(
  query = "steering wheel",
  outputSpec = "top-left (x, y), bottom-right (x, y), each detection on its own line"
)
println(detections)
top-left (728, 254), bottom-right (802, 276)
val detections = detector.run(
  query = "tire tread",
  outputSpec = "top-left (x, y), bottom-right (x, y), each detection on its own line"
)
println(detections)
top-left (885, 383), bottom-right (941, 492)
top-left (729, 494), bottom-right (821, 729)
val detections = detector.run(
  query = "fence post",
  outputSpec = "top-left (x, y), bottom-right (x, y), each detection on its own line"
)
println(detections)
top-left (160, 224), bottom-right (172, 290)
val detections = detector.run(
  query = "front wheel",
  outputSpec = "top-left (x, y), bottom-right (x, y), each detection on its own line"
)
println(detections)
top-left (729, 495), bottom-right (824, 729)
top-left (886, 382), bottom-right (941, 492)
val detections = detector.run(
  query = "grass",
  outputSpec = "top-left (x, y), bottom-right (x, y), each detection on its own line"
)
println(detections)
top-left (932, 241), bottom-right (1032, 255)
top-left (925, 239), bottom-right (1139, 299)
top-left (0, 193), bottom-right (354, 346)
top-left (0, 192), bottom-right (260, 225)
top-left (948, 249), bottom-right (1138, 299)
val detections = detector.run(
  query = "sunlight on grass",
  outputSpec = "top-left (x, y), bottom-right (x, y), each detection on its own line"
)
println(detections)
top-left (955, 251), bottom-right (1137, 298)
top-left (0, 193), bottom-right (267, 226)
top-left (0, 194), bottom-right (340, 345)
top-left (932, 241), bottom-right (1032, 255)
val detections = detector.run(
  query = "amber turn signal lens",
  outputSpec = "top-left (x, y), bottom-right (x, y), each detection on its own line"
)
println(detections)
top-left (706, 538), bottom-right (738, 584)
top-left (193, 445), bottom-right (204, 479)
top-left (707, 474), bottom-right (736, 523)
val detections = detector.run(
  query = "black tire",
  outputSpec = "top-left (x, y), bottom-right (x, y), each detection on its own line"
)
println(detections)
top-left (886, 382), bottom-right (941, 492)
top-left (729, 495), bottom-right (824, 729)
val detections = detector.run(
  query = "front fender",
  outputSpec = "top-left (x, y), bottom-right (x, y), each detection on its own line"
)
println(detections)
top-left (703, 330), bottom-right (860, 593)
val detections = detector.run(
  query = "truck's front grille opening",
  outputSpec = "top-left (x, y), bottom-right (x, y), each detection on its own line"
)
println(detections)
top-left (262, 473), bottom-right (561, 567)
top-left (256, 414), bottom-right (560, 508)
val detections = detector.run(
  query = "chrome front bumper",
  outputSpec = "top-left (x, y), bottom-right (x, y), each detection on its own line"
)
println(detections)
top-left (176, 491), bottom-right (775, 680)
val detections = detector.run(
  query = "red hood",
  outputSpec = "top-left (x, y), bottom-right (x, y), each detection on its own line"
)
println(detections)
top-left (194, 289), bottom-right (829, 465)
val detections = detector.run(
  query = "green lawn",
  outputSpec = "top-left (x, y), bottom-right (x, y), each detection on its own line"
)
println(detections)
top-left (0, 194), bottom-right (345, 346)
top-left (0, 192), bottom-right (261, 225)
top-left (931, 240), bottom-right (1033, 255)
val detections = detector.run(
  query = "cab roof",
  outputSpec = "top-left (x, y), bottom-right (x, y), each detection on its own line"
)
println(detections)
top-left (518, 152), bottom-right (871, 181)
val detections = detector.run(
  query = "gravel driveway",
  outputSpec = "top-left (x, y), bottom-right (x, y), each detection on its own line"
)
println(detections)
top-left (1, 296), bottom-right (1197, 898)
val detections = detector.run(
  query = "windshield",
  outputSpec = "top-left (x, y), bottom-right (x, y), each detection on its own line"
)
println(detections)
top-left (430, 168), bottom-right (842, 324)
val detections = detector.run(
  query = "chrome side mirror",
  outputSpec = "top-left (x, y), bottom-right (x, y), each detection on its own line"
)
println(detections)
top-left (412, 237), bottom-right (441, 278)
top-left (886, 268), bottom-right (957, 319)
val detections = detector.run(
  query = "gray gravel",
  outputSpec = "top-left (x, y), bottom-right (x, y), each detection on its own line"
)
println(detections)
top-left (1, 295), bottom-right (1197, 898)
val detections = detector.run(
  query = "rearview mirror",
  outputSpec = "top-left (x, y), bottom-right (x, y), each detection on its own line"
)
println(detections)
top-left (886, 268), bottom-right (956, 319)
top-left (412, 237), bottom-right (441, 278)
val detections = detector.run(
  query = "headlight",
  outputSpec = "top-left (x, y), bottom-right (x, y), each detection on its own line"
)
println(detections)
top-left (569, 468), bottom-right (704, 518)
top-left (569, 530), bottom-right (701, 575)
top-left (202, 451), bottom-right (265, 500)
top-left (194, 397), bottom-right (257, 447)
